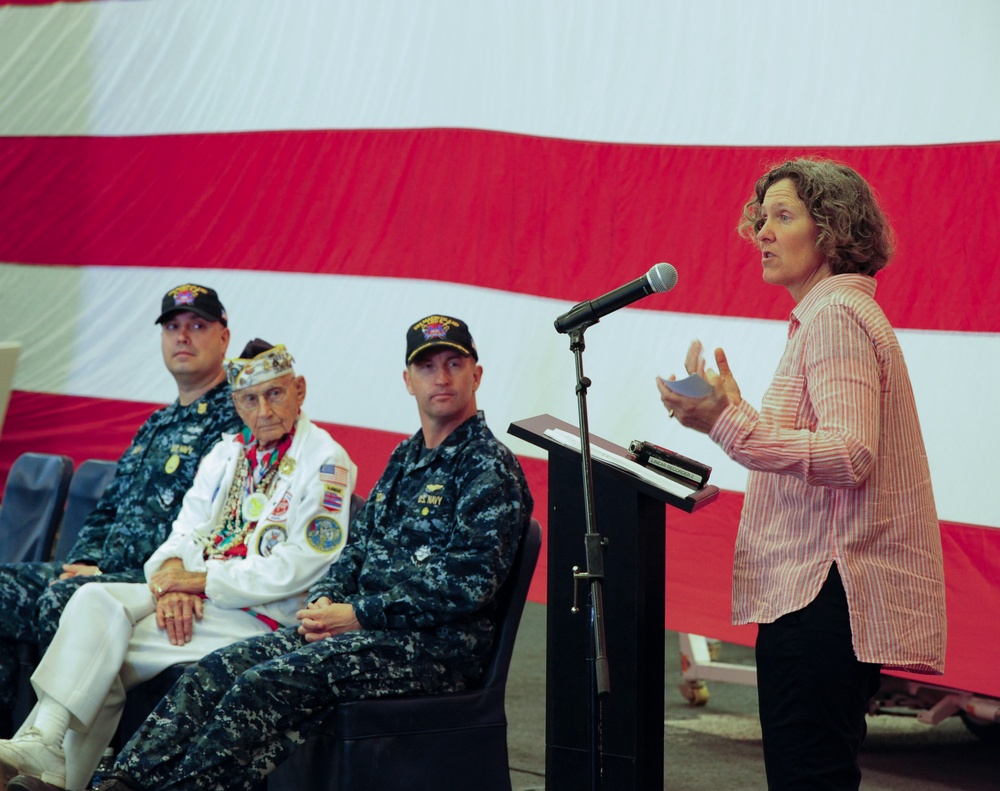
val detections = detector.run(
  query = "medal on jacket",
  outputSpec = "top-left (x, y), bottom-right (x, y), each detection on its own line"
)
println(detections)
top-left (279, 455), bottom-right (296, 476)
top-left (242, 492), bottom-right (269, 522)
top-left (164, 454), bottom-right (180, 474)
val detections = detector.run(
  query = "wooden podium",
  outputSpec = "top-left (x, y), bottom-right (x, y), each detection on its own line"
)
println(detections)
top-left (509, 414), bottom-right (718, 790)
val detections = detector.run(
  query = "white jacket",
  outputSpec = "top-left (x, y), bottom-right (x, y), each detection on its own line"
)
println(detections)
top-left (144, 412), bottom-right (356, 626)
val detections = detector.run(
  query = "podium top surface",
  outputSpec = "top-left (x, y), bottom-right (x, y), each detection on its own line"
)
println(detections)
top-left (508, 413), bottom-right (719, 513)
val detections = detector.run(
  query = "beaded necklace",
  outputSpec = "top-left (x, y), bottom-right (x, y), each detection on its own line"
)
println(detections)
top-left (204, 427), bottom-right (294, 558)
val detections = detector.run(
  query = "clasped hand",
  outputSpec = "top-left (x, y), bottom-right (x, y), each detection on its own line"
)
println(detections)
top-left (656, 340), bottom-right (742, 434)
top-left (297, 597), bottom-right (361, 642)
top-left (149, 558), bottom-right (208, 599)
top-left (149, 558), bottom-right (209, 645)
top-left (155, 591), bottom-right (204, 646)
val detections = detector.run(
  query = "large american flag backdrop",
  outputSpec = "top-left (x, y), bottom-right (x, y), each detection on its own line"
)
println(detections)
top-left (1, 1), bottom-right (998, 697)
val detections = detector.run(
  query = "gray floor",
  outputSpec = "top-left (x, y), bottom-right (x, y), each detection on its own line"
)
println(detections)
top-left (506, 603), bottom-right (998, 791)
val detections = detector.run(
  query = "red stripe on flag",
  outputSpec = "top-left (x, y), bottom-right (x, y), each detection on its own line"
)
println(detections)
top-left (3, 390), bottom-right (997, 697)
top-left (0, 390), bottom-right (407, 502)
top-left (0, 388), bottom-right (554, 602)
top-left (1, 132), bottom-right (997, 332)
top-left (663, 493), bottom-right (1000, 701)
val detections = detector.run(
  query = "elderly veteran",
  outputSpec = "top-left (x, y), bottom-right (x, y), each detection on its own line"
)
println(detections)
top-left (73, 315), bottom-right (532, 791)
top-left (0, 340), bottom-right (356, 791)
top-left (0, 284), bottom-right (242, 735)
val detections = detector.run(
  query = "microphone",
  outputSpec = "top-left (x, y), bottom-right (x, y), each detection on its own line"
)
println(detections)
top-left (553, 263), bottom-right (678, 334)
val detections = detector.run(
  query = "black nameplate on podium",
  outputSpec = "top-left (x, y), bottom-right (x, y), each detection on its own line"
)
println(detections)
top-left (509, 414), bottom-right (718, 791)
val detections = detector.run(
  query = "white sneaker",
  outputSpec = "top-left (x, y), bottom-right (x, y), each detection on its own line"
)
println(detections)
top-left (0, 728), bottom-right (66, 788)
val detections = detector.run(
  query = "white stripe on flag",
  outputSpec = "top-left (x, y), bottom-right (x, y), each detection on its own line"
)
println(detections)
top-left (1, 263), bottom-right (995, 529)
top-left (1, 0), bottom-right (998, 144)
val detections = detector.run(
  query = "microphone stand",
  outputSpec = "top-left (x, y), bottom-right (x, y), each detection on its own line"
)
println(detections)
top-left (565, 324), bottom-right (611, 791)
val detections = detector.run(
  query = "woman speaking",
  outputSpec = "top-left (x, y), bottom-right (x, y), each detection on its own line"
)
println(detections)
top-left (657, 158), bottom-right (946, 791)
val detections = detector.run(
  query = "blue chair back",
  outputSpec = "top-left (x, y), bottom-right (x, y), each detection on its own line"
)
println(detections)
top-left (53, 458), bottom-right (118, 561)
top-left (0, 452), bottom-right (73, 563)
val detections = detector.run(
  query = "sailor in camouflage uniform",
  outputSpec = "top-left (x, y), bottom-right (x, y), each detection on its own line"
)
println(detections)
top-left (93, 315), bottom-right (533, 791)
top-left (0, 285), bottom-right (240, 734)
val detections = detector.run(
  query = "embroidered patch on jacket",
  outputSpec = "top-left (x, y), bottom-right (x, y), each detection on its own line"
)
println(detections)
top-left (270, 492), bottom-right (293, 522)
top-left (306, 515), bottom-right (345, 554)
top-left (322, 484), bottom-right (344, 513)
top-left (257, 524), bottom-right (288, 557)
top-left (418, 486), bottom-right (444, 508)
top-left (319, 464), bottom-right (350, 487)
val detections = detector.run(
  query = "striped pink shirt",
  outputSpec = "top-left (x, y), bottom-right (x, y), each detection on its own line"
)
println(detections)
top-left (710, 274), bottom-right (946, 673)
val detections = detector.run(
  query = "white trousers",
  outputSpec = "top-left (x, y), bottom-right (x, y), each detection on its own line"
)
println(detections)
top-left (20, 582), bottom-right (271, 790)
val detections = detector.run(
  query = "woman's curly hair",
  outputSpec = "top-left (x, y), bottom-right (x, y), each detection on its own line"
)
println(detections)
top-left (737, 158), bottom-right (896, 276)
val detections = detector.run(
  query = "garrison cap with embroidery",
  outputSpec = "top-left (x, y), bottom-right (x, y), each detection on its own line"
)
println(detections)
top-left (225, 341), bottom-right (295, 392)
top-left (405, 315), bottom-right (478, 364)
top-left (155, 284), bottom-right (228, 326)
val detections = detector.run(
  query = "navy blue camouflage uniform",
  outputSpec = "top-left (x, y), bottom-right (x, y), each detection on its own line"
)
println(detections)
top-left (0, 381), bottom-right (240, 712)
top-left (113, 410), bottom-right (533, 791)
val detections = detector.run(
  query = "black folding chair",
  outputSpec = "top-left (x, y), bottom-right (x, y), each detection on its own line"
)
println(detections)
top-left (52, 458), bottom-right (118, 561)
top-left (0, 452), bottom-right (73, 563)
top-left (9, 458), bottom-right (119, 732)
top-left (268, 518), bottom-right (543, 791)
top-left (0, 452), bottom-right (72, 736)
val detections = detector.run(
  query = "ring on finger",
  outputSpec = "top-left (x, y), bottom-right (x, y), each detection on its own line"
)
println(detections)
top-left (668, 409), bottom-right (675, 418)
top-left (163, 613), bottom-right (176, 619)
